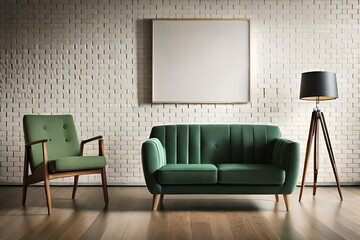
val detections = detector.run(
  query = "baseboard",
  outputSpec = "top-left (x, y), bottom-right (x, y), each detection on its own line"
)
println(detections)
top-left (1, 182), bottom-right (359, 187)
top-left (296, 182), bottom-right (360, 187)
top-left (0, 182), bottom-right (146, 187)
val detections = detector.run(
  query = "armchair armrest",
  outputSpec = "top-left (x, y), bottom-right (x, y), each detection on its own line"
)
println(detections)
top-left (80, 135), bottom-right (104, 156)
top-left (25, 139), bottom-right (48, 148)
top-left (24, 138), bottom-right (49, 173)
top-left (141, 138), bottom-right (166, 194)
top-left (272, 138), bottom-right (300, 194)
top-left (81, 135), bottom-right (103, 145)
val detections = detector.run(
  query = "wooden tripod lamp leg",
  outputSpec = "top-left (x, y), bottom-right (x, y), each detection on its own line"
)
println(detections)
top-left (299, 111), bottom-right (317, 202)
top-left (313, 113), bottom-right (320, 196)
top-left (319, 112), bottom-right (343, 201)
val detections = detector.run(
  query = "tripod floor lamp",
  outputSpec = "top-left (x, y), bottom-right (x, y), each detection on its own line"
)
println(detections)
top-left (298, 71), bottom-right (343, 202)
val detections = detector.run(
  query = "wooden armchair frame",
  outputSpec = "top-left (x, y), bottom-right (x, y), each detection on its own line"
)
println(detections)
top-left (22, 135), bottom-right (109, 215)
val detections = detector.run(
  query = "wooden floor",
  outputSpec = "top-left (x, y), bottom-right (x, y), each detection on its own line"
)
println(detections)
top-left (0, 186), bottom-right (359, 240)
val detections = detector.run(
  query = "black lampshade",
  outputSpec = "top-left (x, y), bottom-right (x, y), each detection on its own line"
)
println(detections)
top-left (300, 71), bottom-right (338, 101)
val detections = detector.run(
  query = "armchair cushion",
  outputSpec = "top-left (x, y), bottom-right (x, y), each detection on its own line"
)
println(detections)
top-left (158, 164), bottom-right (217, 185)
top-left (217, 163), bottom-right (285, 185)
top-left (48, 156), bottom-right (106, 173)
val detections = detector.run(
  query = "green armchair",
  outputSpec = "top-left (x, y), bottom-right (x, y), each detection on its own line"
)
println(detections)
top-left (22, 114), bottom-right (109, 214)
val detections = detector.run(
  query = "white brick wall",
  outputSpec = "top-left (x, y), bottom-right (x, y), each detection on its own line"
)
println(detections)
top-left (0, 0), bottom-right (359, 184)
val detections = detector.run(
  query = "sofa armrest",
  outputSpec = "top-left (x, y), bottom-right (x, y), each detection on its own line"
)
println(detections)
top-left (141, 138), bottom-right (166, 194)
top-left (272, 138), bottom-right (300, 194)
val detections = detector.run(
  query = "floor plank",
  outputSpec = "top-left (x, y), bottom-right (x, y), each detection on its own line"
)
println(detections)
top-left (0, 186), bottom-right (359, 240)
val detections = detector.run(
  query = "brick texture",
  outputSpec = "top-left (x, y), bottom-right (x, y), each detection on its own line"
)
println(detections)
top-left (0, 0), bottom-right (359, 184)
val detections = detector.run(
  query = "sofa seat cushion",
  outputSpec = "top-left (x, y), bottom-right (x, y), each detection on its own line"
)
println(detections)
top-left (158, 164), bottom-right (217, 185)
top-left (217, 164), bottom-right (285, 185)
top-left (48, 156), bottom-right (107, 173)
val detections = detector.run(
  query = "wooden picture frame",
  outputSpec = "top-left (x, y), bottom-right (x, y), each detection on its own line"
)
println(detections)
top-left (152, 19), bottom-right (251, 104)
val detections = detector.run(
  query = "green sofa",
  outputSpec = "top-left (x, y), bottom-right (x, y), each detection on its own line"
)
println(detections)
top-left (142, 124), bottom-right (300, 211)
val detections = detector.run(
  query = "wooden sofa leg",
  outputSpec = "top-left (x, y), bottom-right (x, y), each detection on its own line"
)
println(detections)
top-left (152, 194), bottom-right (161, 211)
top-left (160, 194), bottom-right (164, 202)
top-left (283, 194), bottom-right (289, 211)
top-left (72, 176), bottom-right (79, 199)
top-left (275, 194), bottom-right (279, 202)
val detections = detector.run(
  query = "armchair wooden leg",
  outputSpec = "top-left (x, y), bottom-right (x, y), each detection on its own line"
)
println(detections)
top-left (283, 194), bottom-right (289, 212)
top-left (44, 178), bottom-right (52, 215)
top-left (72, 176), bottom-right (79, 199)
top-left (152, 194), bottom-right (161, 211)
top-left (275, 194), bottom-right (279, 202)
top-left (22, 184), bottom-right (28, 206)
top-left (160, 194), bottom-right (164, 202)
top-left (23, 150), bottom-right (29, 206)
top-left (101, 168), bottom-right (109, 206)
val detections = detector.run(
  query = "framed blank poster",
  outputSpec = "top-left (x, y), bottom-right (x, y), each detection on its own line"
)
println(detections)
top-left (152, 19), bottom-right (250, 103)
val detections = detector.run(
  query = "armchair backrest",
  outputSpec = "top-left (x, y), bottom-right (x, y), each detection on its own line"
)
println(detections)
top-left (23, 115), bottom-right (81, 171)
top-left (150, 124), bottom-right (282, 165)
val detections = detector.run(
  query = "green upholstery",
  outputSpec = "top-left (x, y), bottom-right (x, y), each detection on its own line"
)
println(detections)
top-left (142, 124), bottom-right (300, 196)
top-left (217, 164), bottom-right (285, 185)
top-left (158, 164), bottom-right (217, 185)
top-left (272, 138), bottom-right (301, 193)
top-left (48, 156), bottom-right (107, 173)
top-left (149, 124), bottom-right (282, 165)
top-left (161, 185), bottom-right (284, 194)
top-left (23, 115), bottom-right (107, 173)
top-left (23, 115), bottom-right (81, 171)
top-left (141, 138), bottom-right (165, 193)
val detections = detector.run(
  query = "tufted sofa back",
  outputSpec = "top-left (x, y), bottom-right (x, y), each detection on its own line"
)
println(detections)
top-left (150, 124), bottom-right (282, 165)
top-left (23, 115), bottom-right (81, 171)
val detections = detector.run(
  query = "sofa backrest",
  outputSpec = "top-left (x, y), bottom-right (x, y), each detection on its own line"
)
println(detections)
top-left (150, 124), bottom-right (281, 165)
